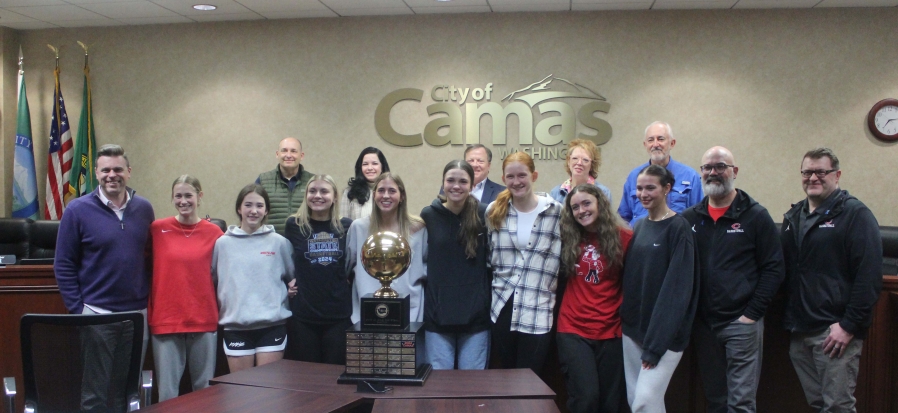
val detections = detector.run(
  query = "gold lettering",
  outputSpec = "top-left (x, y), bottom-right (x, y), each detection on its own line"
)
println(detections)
top-left (375, 88), bottom-right (424, 147)
top-left (472, 88), bottom-right (484, 101)
top-left (458, 87), bottom-right (470, 105)
top-left (577, 101), bottom-right (612, 145)
top-left (430, 85), bottom-right (447, 102)
top-left (535, 102), bottom-right (575, 146)
top-left (465, 101), bottom-right (532, 145)
top-left (424, 103), bottom-right (462, 146)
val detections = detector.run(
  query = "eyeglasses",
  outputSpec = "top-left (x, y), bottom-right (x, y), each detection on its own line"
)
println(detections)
top-left (800, 169), bottom-right (837, 179)
top-left (570, 156), bottom-right (592, 165)
top-left (699, 163), bottom-right (735, 173)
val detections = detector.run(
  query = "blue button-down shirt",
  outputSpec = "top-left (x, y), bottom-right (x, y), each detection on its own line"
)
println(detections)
top-left (617, 157), bottom-right (704, 226)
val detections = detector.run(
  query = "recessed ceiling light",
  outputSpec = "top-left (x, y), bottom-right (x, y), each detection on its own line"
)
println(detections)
top-left (193, 4), bottom-right (217, 11)
top-left (436, 0), bottom-right (452, 2)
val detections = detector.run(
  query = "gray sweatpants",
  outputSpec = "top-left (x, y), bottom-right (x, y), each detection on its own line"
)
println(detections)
top-left (151, 332), bottom-right (218, 402)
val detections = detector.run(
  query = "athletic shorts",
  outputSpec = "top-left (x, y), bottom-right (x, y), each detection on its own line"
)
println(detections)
top-left (221, 324), bottom-right (287, 356)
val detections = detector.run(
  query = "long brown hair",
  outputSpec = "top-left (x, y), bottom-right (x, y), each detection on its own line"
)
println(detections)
top-left (438, 160), bottom-right (482, 259)
top-left (369, 172), bottom-right (423, 240)
top-left (486, 152), bottom-right (536, 230)
top-left (560, 184), bottom-right (630, 275)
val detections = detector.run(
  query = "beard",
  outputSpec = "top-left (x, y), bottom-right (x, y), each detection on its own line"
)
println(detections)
top-left (703, 175), bottom-right (734, 198)
top-left (649, 150), bottom-right (667, 164)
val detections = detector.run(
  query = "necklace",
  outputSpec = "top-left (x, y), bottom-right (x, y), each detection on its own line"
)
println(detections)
top-left (177, 219), bottom-right (199, 238)
top-left (649, 209), bottom-right (671, 222)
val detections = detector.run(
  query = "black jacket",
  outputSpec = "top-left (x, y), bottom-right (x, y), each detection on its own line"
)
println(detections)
top-left (420, 199), bottom-right (492, 333)
top-left (682, 189), bottom-right (785, 330)
top-left (781, 190), bottom-right (882, 339)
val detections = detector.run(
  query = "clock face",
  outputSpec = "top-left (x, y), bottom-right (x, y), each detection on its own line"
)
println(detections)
top-left (874, 105), bottom-right (898, 136)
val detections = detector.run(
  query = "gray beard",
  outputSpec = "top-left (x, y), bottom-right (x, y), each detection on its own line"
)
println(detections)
top-left (703, 178), bottom-right (734, 198)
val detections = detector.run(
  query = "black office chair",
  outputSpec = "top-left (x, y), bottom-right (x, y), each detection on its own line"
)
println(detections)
top-left (27, 220), bottom-right (60, 260)
top-left (881, 226), bottom-right (898, 276)
top-left (0, 218), bottom-right (31, 261)
top-left (3, 312), bottom-right (153, 412)
top-left (208, 217), bottom-right (227, 233)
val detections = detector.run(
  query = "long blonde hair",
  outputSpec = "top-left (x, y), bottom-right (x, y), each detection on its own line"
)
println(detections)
top-left (560, 184), bottom-right (630, 274)
top-left (369, 173), bottom-right (423, 240)
top-left (486, 152), bottom-right (536, 230)
top-left (291, 174), bottom-right (345, 237)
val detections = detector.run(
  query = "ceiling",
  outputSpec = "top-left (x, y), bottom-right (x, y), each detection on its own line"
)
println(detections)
top-left (0, 0), bottom-right (894, 30)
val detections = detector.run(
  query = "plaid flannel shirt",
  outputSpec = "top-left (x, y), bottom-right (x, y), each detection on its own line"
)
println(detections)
top-left (488, 196), bottom-right (562, 335)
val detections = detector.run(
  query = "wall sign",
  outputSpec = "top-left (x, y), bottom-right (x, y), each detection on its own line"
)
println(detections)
top-left (374, 75), bottom-right (612, 160)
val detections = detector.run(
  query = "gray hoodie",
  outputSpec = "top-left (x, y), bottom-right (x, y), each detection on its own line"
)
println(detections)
top-left (212, 224), bottom-right (295, 330)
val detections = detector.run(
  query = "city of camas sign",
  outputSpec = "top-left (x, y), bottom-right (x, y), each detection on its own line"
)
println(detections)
top-left (374, 75), bottom-right (613, 160)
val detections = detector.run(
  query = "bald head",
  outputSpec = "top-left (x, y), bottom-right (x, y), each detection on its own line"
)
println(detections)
top-left (276, 137), bottom-right (304, 179)
top-left (700, 146), bottom-right (738, 203)
top-left (280, 137), bottom-right (302, 152)
top-left (702, 146), bottom-right (734, 166)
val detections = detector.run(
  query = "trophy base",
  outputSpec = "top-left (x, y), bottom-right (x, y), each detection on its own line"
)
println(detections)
top-left (360, 293), bottom-right (410, 330)
top-left (337, 364), bottom-right (432, 386)
top-left (343, 322), bottom-right (428, 385)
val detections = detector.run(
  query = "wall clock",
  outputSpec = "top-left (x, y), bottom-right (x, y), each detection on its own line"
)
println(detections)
top-left (868, 98), bottom-right (898, 142)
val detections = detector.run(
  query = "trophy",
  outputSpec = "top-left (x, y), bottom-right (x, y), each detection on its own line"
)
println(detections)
top-left (358, 231), bottom-right (411, 329)
top-left (339, 231), bottom-right (431, 385)
top-left (361, 231), bottom-right (410, 299)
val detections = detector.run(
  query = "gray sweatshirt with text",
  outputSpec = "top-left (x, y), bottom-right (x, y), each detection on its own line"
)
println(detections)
top-left (212, 225), bottom-right (295, 330)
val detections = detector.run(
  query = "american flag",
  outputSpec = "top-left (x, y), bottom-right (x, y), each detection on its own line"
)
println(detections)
top-left (45, 68), bottom-right (72, 220)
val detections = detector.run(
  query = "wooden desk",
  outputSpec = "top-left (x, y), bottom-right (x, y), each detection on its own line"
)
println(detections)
top-left (371, 398), bottom-right (561, 413)
top-left (211, 360), bottom-right (555, 400)
top-left (139, 383), bottom-right (363, 413)
top-left (0, 265), bottom-right (68, 410)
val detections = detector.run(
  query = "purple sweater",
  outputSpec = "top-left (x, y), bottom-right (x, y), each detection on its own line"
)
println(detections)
top-left (54, 188), bottom-right (155, 314)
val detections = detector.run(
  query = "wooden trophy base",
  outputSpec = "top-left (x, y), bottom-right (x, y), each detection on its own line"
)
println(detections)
top-left (340, 321), bottom-right (431, 386)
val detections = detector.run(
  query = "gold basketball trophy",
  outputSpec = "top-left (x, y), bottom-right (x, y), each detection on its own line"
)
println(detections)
top-left (339, 231), bottom-right (431, 386)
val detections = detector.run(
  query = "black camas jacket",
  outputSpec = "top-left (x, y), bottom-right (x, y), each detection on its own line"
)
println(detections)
top-left (682, 189), bottom-right (785, 330)
top-left (781, 189), bottom-right (882, 339)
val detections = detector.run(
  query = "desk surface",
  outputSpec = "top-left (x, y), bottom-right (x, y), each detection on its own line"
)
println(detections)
top-left (210, 360), bottom-right (555, 400)
top-left (371, 398), bottom-right (560, 413)
top-left (140, 383), bottom-right (363, 413)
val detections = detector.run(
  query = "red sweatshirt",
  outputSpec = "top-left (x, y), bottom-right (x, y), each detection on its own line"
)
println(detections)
top-left (148, 217), bottom-right (223, 334)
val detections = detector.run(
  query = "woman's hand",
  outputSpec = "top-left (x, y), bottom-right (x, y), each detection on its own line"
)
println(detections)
top-left (287, 279), bottom-right (297, 298)
top-left (642, 360), bottom-right (656, 370)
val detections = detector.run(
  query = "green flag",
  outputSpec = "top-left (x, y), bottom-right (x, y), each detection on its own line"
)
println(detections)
top-left (69, 62), bottom-right (97, 198)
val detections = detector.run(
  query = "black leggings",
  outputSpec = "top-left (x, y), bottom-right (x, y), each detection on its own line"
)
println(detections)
top-left (285, 317), bottom-right (352, 365)
top-left (491, 299), bottom-right (552, 374)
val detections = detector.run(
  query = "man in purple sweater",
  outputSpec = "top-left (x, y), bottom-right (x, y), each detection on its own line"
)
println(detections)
top-left (55, 144), bottom-right (155, 411)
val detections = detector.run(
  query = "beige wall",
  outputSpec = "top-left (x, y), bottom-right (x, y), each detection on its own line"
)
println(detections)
top-left (2, 9), bottom-right (897, 226)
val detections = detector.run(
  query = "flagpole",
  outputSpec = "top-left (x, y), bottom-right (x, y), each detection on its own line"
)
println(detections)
top-left (45, 44), bottom-right (73, 219)
top-left (17, 46), bottom-right (23, 98)
top-left (12, 47), bottom-right (38, 220)
top-left (70, 41), bottom-right (98, 198)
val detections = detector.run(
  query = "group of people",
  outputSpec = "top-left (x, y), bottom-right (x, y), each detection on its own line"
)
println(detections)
top-left (53, 119), bottom-right (882, 413)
